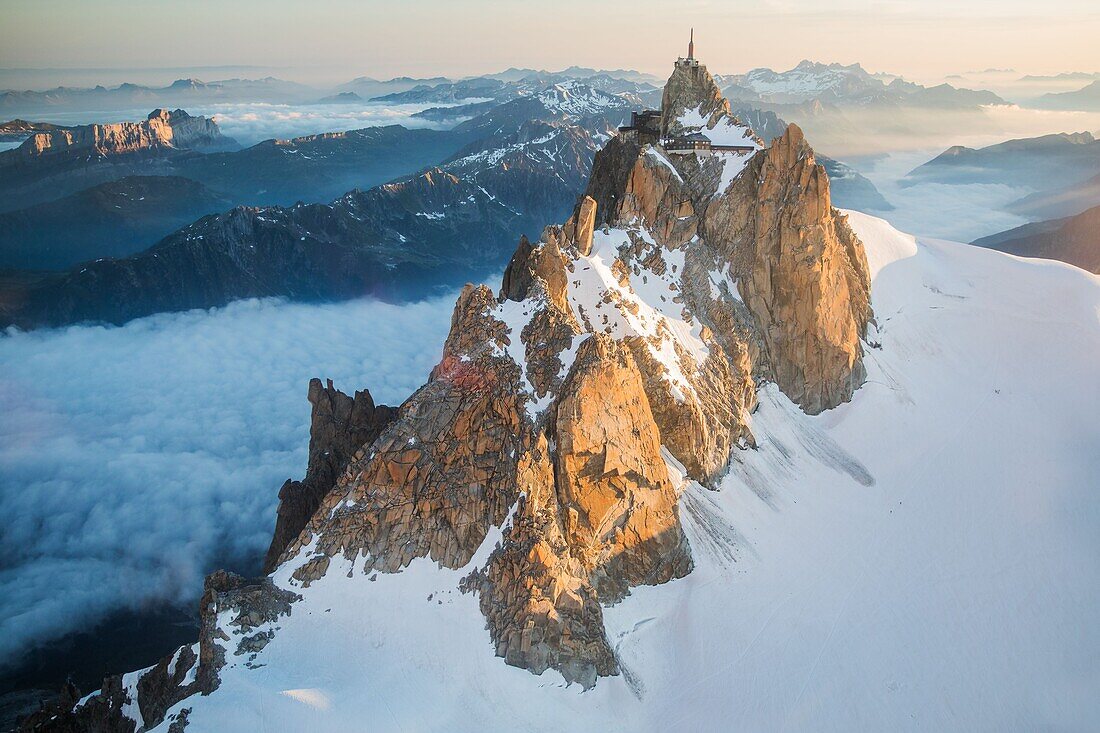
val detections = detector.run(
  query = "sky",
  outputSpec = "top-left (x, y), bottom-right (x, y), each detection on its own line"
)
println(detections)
top-left (1, 0), bottom-right (1098, 86)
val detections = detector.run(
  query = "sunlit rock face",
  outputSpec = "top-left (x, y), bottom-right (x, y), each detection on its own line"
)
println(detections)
top-left (705, 122), bottom-right (872, 414)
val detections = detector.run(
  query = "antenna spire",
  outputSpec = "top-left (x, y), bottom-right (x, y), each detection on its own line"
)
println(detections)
top-left (688, 28), bottom-right (695, 60)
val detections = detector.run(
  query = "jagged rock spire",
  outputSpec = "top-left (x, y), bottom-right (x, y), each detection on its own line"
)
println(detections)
top-left (42, 47), bottom-right (876, 729)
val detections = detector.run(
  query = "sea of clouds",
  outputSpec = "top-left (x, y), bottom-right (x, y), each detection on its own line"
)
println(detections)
top-left (837, 107), bottom-right (1100, 242)
top-left (0, 292), bottom-right (469, 668)
top-left (854, 149), bottom-right (1033, 242)
top-left (190, 101), bottom-right (469, 146)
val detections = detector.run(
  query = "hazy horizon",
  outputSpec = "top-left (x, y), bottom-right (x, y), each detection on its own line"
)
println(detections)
top-left (2, 0), bottom-right (1098, 90)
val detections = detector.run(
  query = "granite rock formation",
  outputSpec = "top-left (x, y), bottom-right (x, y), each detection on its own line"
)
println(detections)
top-left (23, 53), bottom-right (876, 731)
top-left (262, 379), bottom-right (398, 574)
top-left (705, 122), bottom-right (872, 413)
top-left (268, 59), bottom-right (868, 688)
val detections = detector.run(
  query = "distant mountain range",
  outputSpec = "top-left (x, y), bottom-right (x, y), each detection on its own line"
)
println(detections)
top-left (336, 75), bottom-right (452, 99)
top-left (905, 132), bottom-right (1100, 219)
top-left (0, 83), bottom-right (630, 328)
top-left (1011, 169), bottom-right (1100, 221)
top-left (0, 68), bottom-right (663, 118)
top-left (0, 61), bottom-right (1024, 167)
top-left (0, 113), bottom-right (476, 215)
top-left (708, 60), bottom-right (1014, 157)
top-left (0, 176), bottom-right (232, 270)
top-left (369, 73), bottom-right (656, 107)
top-left (1017, 71), bottom-right (1100, 82)
top-left (973, 204), bottom-right (1100, 273)
top-left (0, 77), bottom-right (322, 111)
top-left (905, 131), bottom-right (1100, 188)
top-left (0, 118), bottom-right (64, 140)
top-left (720, 60), bottom-right (1007, 109)
top-left (1033, 80), bottom-right (1100, 111)
top-left (316, 91), bottom-right (363, 105)
top-left (3, 61), bottom-right (1004, 126)
top-left (0, 83), bottom-right (633, 273)
top-left (481, 65), bottom-right (663, 85)
top-left (0, 71), bottom-right (895, 328)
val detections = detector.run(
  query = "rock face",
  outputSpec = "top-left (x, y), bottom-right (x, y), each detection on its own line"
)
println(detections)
top-left (34, 52), bottom-right (876, 730)
top-left (551, 335), bottom-right (692, 601)
top-left (660, 61), bottom-right (761, 150)
top-left (282, 283), bottom-right (531, 583)
top-left (262, 379), bottom-right (398, 573)
top-left (661, 62), bottom-right (731, 136)
top-left (706, 123), bottom-right (872, 413)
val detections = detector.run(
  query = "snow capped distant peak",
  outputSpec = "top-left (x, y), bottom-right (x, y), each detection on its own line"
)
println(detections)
top-left (535, 81), bottom-right (629, 117)
top-left (793, 59), bottom-right (869, 74)
top-left (551, 78), bottom-right (586, 92)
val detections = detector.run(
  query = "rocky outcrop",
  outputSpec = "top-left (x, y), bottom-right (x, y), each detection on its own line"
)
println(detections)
top-left (1, 109), bottom-right (227, 167)
top-left (660, 61), bottom-right (762, 152)
top-left (705, 123), bottom-right (872, 413)
top-left (282, 283), bottom-right (530, 582)
top-left (44, 50), bottom-right (877, 724)
top-left (275, 249), bottom-right (695, 686)
top-left (661, 62), bottom-right (732, 136)
top-left (262, 379), bottom-right (398, 573)
top-left (271, 59), bottom-right (868, 687)
top-left (19, 572), bottom-right (297, 732)
top-left (469, 337), bottom-right (691, 688)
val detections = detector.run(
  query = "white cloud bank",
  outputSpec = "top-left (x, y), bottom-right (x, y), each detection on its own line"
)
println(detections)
top-left (194, 101), bottom-right (462, 146)
top-left (853, 149), bottom-right (1032, 242)
top-left (0, 292), bottom-right (467, 668)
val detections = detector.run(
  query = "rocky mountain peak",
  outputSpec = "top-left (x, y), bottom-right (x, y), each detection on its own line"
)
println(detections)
top-left (660, 60), bottom-right (733, 137)
top-left (34, 52), bottom-right (876, 730)
top-left (259, 74), bottom-right (871, 688)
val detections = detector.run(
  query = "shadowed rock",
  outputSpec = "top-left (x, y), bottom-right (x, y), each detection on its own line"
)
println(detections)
top-left (262, 378), bottom-right (398, 573)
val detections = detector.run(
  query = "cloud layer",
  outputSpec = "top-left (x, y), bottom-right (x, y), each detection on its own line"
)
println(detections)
top-left (853, 149), bottom-right (1032, 242)
top-left (192, 101), bottom-right (458, 146)
top-left (0, 292), bottom-right (465, 668)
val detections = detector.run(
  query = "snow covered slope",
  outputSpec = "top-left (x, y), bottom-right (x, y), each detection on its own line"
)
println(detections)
top-left (148, 212), bottom-right (1100, 731)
